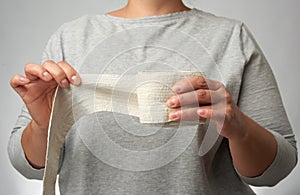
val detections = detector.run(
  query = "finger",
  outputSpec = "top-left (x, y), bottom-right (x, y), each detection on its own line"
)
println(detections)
top-left (167, 89), bottom-right (217, 108)
top-left (42, 60), bottom-right (70, 88)
top-left (197, 106), bottom-right (213, 119)
top-left (10, 74), bottom-right (30, 97)
top-left (24, 63), bottom-right (53, 81)
top-left (57, 61), bottom-right (81, 85)
top-left (167, 87), bottom-right (228, 108)
top-left (172, 77), bottom-right (223, 94)
top-left (197, 104), bottom-right (227, 121)
top-left (10, 75), bottom-right (30, 88)
top-left (169, 107), bottom-right (201, 122)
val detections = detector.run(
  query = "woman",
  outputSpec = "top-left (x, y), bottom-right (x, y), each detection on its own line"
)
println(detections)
top-left (8, 0), bottom-right (297, 194)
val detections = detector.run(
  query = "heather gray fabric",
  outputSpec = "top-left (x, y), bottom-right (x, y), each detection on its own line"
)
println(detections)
top-left (8, 8), bottom-right (297, 195)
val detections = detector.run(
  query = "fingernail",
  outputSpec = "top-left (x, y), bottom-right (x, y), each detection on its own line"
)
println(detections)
top-left (71, 75), bottom-right (81, 85)
top-left (61, 79), bottom-right (69, 88)
top-left (167, 97), bottom-right (176, 107)
top-left (169, 111), bottom-right (179, 120)
top-left (171, 85), bottom-right (181, 93)
top-left (43, 71), bottom-right (52, 80)
top-left (197, 109), bottom-right (207, 116)
top-left (19, 77), bottom-right (27, 82)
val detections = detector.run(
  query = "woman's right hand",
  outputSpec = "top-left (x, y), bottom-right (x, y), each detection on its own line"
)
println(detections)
top-left (10, 60), bottom-right (81, 133)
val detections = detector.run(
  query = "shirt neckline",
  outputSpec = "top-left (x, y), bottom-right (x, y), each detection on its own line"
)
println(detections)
top-left (103, 8), bottom-right (198, 23)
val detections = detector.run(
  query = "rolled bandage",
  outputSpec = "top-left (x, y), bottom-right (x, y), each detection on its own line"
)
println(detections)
top-left (43, 71), bottom-right (205, 195)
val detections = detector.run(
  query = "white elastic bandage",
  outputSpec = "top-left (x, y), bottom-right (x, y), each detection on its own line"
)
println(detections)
top-left (42, 71), bottom-right (204, 195)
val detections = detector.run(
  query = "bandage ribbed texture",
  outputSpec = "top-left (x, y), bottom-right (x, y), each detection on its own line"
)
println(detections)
top-left (43, 71), bottom-right (204, 195)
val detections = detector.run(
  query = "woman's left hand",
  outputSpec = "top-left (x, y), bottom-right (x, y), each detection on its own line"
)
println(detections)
top-left (167, 77), bottom-right (246, 140)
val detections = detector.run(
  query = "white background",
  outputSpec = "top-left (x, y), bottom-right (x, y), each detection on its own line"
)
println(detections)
top-left (0, 0), bottom-right (299, 194)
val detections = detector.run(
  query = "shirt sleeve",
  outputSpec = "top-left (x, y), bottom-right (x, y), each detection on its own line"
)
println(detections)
top-left (7, 25), bottom-right (65, 180)
top-left (235, 23), bottom-right (298, 186)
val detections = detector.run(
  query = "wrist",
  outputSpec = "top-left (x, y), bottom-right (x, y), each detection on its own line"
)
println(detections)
top-left (228, 111), bottom-right (249, 142)
top-left (21, 120), bottom-right (48, 169)
top-left (29, 120), bottom-right (49, 137)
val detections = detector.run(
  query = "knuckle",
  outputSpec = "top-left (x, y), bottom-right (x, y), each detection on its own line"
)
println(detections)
top-left (42, 60), bottom-right (66, 80)
top-left (225, 92), bottom-right (231, 103)
top-left (24, 63), bottom-right (34, 72)
top-left (225, 106), bottom-right (233, 121)
top-left (57, 61), bottom-right (67, 67)
top-left (196, 77), bottom-right (207, 88)
top-left (226, 105), bottom-right (233, 114)
top-left (196, 89), bottom-right (206, 99)
top-left (57, 61), bottom-right (75, 75)
top-left (225, 113), bottom-right (232, 123)
top-left (55, 71), bottom-right (66, 80)
top-left (42, 60), bottom-right (55, 68)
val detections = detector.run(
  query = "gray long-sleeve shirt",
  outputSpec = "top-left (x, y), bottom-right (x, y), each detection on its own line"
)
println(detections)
top-left (8, 8), bottom-right (297, 194)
